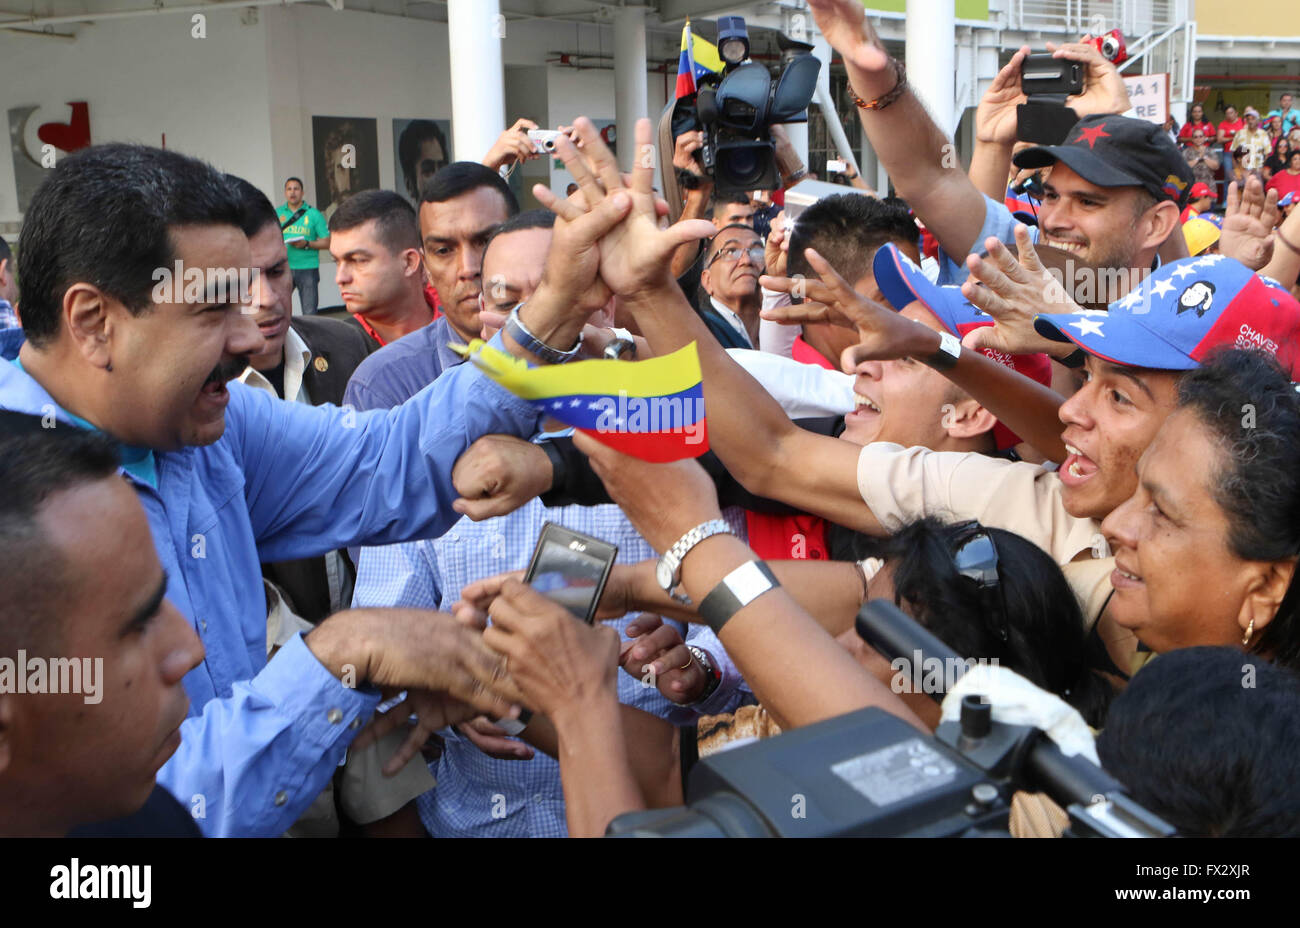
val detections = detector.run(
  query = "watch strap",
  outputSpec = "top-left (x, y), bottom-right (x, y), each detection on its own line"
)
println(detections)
top-left (698, 560), bottom-right (780, 633)
top-left (686, 646), bottom-right (722, 705)
top-left (660, 519), bottom-right (733, 592)
top-left (505, 303), bottom-right (582, 364)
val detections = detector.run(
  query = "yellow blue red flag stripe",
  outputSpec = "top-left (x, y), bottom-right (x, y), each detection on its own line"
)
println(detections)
top-left (457, 340), bottom-right (710, 462)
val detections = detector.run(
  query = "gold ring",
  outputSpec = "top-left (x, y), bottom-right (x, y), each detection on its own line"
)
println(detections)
top-left (678, 656), bottom-right (694, 671)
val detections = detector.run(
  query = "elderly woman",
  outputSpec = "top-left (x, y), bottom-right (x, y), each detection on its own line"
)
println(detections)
top-left (1100, 348), bottom-right (1300, 671)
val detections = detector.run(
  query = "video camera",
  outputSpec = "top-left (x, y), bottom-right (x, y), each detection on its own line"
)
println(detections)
top-left (606, 600), bottom-right (1175, 838)
top-left (668, 16), bottom-right (820, 197)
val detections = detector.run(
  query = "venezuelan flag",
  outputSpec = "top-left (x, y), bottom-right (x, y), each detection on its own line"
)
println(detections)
top-left (676, 21), bottom-right (724, 99)
top-left (459, 340), bottom-right (708, 463)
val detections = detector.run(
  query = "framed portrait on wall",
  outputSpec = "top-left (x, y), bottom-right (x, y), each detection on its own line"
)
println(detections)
top-left (311, 116), bottom-right (380, 222)
top-left (393, 118), bottom-right (453, 204)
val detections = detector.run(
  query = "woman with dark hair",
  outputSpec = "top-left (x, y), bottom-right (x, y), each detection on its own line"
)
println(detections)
top-left (839, 518), bottom-right (1116, 728)
top-left (1177, 102), bottom-right (1214, 142)
top-left (1101, 348), bottom-right (1300, 672)
top-left (1263, 136), bottom-right (1291, 181)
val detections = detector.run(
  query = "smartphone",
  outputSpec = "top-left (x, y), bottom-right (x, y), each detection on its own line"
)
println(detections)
top-left (1020, 53), bottom-right (1084, 97)
top-left (522, 523), bottom-right (619, 625)
top-left (527, 129), bottom-right (564, 154)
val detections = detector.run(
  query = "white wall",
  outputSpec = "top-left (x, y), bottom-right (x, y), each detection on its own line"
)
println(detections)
top-left (0, 7), bottom-right (673, 286)
top-left (0, 9), bottom-right (271, 227)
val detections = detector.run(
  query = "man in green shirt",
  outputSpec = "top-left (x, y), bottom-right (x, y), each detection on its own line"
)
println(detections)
top-left (277, 177), bottom-right (330, 315)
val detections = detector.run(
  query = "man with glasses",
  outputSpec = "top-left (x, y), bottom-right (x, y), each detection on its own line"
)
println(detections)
top-left (699, 224), bottom-right (765, 348)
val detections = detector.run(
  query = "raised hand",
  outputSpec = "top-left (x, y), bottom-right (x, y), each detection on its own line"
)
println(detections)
top-left (764, 209), bottom-right (791, 278)
top-left (760, 247), bottom-right (933, 371)
top-left (540, 117), bottom-right (715, 301)
top-left (1219, 177), bottom-right (1278, 271)
top-left (807, 0), bottom-right (891, 77)
top-left (976, 47), bottom-right (1031, 146)
top-left (961, 227), bottom-right (1083, 358)
top-left (1052, 38), bottom-right (1131, 119)
top-left (482, 117), bottom-right (541, 171)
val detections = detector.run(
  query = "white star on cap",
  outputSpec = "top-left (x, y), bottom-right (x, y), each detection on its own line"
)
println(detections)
top-left (1069, 317), bottom-right (1106, 337)
top-left (1149, 278), bottom-right (1177, 298)
top-left (1116, 290), bottom-right (1143, 311)
top-left (1170, 263), bottom-right (1199, 280)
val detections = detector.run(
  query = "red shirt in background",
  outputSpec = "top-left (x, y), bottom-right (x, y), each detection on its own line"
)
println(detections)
top-left (1218, 118), bottom-right (1244, 150)
top-left (1266, 170), bottom-right (1300, 202)
top-left (1178, 120), bottom-right (1215, 141)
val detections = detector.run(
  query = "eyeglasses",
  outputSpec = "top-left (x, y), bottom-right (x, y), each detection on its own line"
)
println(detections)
top-left (707, 244), bottom-right (765, 268)
top-left (948, 520), bottom-right (1010, 643)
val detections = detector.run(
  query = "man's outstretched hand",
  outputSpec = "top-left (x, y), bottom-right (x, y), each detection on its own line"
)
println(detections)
top-left (961, 227), bottom-right (1083, 359)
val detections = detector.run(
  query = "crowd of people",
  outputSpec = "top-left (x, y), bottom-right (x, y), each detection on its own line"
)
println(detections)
top-left (2, 0), bottom-right (1299, 840)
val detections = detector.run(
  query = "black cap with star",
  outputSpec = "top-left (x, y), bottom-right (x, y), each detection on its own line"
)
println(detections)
top-left (1013, 114), bottom-right (1196, 208)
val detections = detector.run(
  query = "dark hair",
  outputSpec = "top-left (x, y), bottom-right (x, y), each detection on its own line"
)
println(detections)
top-left (226, 174), bottom-right (280, 239)
top-left (481, 209), bottom-right (555, 267)
top-left (17, 143), bottom-right (244, 347)
top-left (710, 192), bottom-right (751, 214)
top-left (855, 518), bottom-right (1115, 727)
top-left (0, 417), bottom-right (123, 653)
top-left (1175, 348), bottom-right (1300, 669)
top-left (397, 120), bottom-right (450, 199)
top-left (1097, 647), bottom-right (1300, 836)
top-left (327, 188), bottom-right (421, 255)
top-left (419, 161), bottom-right (519, 215)
top-left (284, 177), bottom-right (304, 188)
top-left (787, 195), bottom-right (917, 284)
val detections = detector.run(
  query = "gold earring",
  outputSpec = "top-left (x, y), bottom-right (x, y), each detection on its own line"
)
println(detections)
top-left (1242, 618), bottom-right (1255, 647)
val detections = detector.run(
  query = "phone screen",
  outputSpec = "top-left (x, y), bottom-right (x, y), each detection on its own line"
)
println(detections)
top-left (524, 526), bottom-right (617, 624)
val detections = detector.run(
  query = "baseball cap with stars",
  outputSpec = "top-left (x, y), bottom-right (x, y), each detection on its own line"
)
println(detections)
top-left (1033, 255), bottom-right (1300, 376)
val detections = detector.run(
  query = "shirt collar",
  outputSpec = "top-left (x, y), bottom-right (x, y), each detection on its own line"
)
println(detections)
top-left (7, 356), bottom-right (158, 488)
top-left (238, 325), bottom-right (313, 403)
top-left (709, 296), bottom-right (753, 347)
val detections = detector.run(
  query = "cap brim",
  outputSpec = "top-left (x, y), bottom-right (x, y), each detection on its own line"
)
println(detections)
top-left (1033, 311), bottom-right (1195, 370)
top-left (1014, 144), bottom-right (1146, 190)
top-left (872, 243), bottom-right (977, 336)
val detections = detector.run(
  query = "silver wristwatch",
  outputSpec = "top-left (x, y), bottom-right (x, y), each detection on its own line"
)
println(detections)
top-left (656, 519), bottom-right (733, 605)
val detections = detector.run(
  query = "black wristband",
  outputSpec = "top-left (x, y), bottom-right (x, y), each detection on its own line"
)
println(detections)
top-left (537, 439), bottom-right (569, 505)
top-left (698, 561), bottom-right (780, 633)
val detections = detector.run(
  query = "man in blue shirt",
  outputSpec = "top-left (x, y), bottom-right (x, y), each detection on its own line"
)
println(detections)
top-left (0, 141), bottom-right (630, 836)
top-left (344, 162), bottom-right (518, 410)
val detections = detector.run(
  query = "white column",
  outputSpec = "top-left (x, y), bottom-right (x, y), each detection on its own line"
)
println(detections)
top-left (906, 0), bottom-right (956, 139)
top-left (447, 0), bottom-right (506, 163)
top-left (613, 5), bottom-right (648, 172)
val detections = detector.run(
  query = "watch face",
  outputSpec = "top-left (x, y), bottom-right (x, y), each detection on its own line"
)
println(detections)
top-left (656, 558), bottom-right (674, 591)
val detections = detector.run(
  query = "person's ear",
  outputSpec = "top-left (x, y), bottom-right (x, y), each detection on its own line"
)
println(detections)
top-left (63, 283), bottom-right (114, 371)
top-left (402, 246), bottom-right (423, 278)
top-left (0, 257), bottom-right (10, 286)
top-left (1142, 200), bottom-right (1182, 254)
top-left (699, 265), bottom-right (713, 296)
top-left (1238, 557), bottom-right (1297, 643)
top-left (942, 396), bottom-right (997, 441)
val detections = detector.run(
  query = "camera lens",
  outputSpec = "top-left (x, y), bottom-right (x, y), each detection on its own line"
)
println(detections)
top-left (544, 138), bottom-right (557, 152)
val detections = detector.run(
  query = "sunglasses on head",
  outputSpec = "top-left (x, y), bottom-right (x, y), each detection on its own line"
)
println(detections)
top-left (948, 520), bottom-right (1010, 643)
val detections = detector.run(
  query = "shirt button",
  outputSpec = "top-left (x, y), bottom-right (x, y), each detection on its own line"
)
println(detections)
top-left (349, 717), bottom-right (361, 730)
top-left (200, 620), bottom-right (208, 632)
top-left (327, 708), bottom-right (343, 724)
top-left (532, 794), bottom-right (543, 803)
top-left (274, 790), bottom-right (288, 807)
